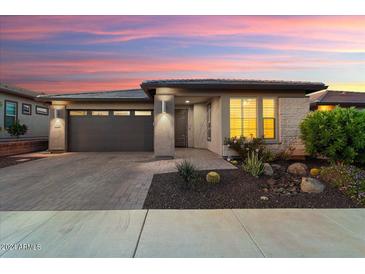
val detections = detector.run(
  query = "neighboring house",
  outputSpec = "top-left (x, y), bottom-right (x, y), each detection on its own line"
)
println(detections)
top-left (0, 83), bottom-right (50, 140)
top-left (309, 90), bottom-right (365, 111)
top-left (38, 79), bottom-right (326, 158)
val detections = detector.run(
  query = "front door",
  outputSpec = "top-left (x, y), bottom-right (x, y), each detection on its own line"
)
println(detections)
top-left (175, 109), bottom-right (188, 147)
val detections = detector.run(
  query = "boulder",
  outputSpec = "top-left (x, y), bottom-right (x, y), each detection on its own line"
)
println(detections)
top-left (287, 163), bottom-right (308, 176)
top-left (263, 163), bottom-right (274, 176)
top-left (301, 177), bottom-right (325, 193)
top-left (260, 196), bottom-right (269, 201)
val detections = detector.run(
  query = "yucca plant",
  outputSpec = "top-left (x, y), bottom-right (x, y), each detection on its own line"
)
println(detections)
top-left (243, 150), bottom-right (264, 177)
top-left (175, 160), bottom-right (198, 189)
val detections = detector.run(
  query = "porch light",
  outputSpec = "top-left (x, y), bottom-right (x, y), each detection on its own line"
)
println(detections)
top-left (185, 100), bottom-right (190, 104)
top-left (161, 100), bottom-right (166, 113)
top-left (54, 108), bottom-right (61, 119)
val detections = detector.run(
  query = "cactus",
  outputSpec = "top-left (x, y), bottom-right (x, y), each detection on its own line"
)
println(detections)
top-left (310, 168), bottom-right (321, 177)
top-left (206, 171), bottom-right (220, 184)
top-left (230, 160), bottom-right (238, 166)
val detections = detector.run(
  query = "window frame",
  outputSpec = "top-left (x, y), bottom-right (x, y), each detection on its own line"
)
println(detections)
top-left (207, 103), bottom-right (212, 141)
top-left (22, 103), bottom-right (32, 115)
top-left (36, 105), bottom-right (49, 116)
top-left (134, 110), bottom-right (152, 116)
top-left (69, 110), bottom-right (88, 116)
top-left (229, 97), bottom-right (259, 139)
top-left (229, 96), bottom-right (279, 143)
top-left (261, 97), bottom-right (277, 141)
top-left (113, 110), bottom-right (131, 116)
top-left (4, 100), bottom-right (18, 129)
top-left (91, 110), bottom-right (109, 116)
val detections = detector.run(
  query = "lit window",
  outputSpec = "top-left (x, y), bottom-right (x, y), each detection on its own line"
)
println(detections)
top-left (230, 98), bottom-right (257, 138)
top-left (317, 105), bottom-right (335, 111)
top-left (262, 98), bottom-right (276, 139)
top-left (135, 110), bottom-right (152, 116)
top-left (5, 100), bottom-right (17, 128)
top-left (113, 111), bottom-right (130, 116)
top-left (70, 110), bottom-right (87, 116)
top-left (91, 111), bottom-right (109, 116)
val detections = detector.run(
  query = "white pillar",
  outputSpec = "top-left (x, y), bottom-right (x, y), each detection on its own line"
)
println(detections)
top-left (154, 94), bottom-right (175, 158)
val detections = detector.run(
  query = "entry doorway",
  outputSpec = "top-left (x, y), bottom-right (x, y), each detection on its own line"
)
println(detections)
top-left (175, 109), bottom-right (188, 147)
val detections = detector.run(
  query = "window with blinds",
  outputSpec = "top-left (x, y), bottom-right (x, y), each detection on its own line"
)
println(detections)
top-left (230, 97), bottom-right (277, 140)
top-left (229, 98), bottom-right (257, 138)
top-left (262, 98), bottom-right (276, 139)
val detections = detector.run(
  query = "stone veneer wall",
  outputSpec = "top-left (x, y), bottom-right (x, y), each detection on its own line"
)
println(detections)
top-left (266, 97), bottom-right (309, 154)
top-left (0, 139), bottom-right (48, 157)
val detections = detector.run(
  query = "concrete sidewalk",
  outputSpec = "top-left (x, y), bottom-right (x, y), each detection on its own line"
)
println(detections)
top-left (1, 209), bottom-right (364, 258)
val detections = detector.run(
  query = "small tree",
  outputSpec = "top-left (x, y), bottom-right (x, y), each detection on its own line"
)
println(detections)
top-left (300, 107), bottom-right (365, 165)
top-left (6, 121), bottom-right (28, 138)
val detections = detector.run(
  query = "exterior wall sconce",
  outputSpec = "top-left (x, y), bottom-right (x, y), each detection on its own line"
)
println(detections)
top-left (54, 109), bottom-right (61, 119)
top-left (161, 100), bottom-right (166, 113)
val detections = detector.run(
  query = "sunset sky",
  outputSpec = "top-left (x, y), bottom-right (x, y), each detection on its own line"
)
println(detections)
top-left (0, 16), bottom-right (364, 93)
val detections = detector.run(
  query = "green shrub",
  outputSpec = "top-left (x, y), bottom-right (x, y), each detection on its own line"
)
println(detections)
top-left (300, 107), bottom-right (365, 165)
top-left (6, 121), bottom-right (28, 138)
top-left (321, 164), bottom-right (365, 205)
top-left (176, 160), bottom-right (198, 189)
top-left (243, 150), bottom-right (264, 177)
top-left (224, 136), bottom-right (275, 162)
top-left (206, 171), bottom-right (220, 184)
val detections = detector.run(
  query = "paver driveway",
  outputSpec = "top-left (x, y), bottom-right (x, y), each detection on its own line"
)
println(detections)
top-left (0, 149), bottom-right (234, 210)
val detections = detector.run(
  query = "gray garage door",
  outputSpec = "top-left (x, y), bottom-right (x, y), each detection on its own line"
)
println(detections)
top-left (68, 110), bottom-right (153, 152)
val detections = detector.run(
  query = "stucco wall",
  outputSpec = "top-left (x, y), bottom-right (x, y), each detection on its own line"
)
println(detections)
top-left (49, 105), bottom-right (67, 151)
top-left (207, 97), bottom-right (222, 155)
top-left (154, 94), bottom-right (175, 157)
top-left (193, 103), bottom-right (207, 149)
top-left (0, 93), bottom-right (49, 140)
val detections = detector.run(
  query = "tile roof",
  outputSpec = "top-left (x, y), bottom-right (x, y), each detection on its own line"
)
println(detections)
top-left (37, 89), bottom-right (150, 101)
top-left (309, 90), bottom-right (365, 105)
top-left (141, 78), bottom-right (327, 92)
top-left (0, 82), bottom-right (44, 99)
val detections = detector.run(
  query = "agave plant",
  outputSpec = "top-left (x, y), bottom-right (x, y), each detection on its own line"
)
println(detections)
top-left (243, 150), bottom-right (264, 177)
top-left (175, 160), bottom-right (198, 189)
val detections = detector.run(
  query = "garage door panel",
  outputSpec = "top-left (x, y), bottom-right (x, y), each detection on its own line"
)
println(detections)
top-left (68, 111), bottom-right (153, 152)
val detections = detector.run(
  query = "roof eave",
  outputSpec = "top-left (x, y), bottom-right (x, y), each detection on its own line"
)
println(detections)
top-left (37, 97), bottom-right (152, 102)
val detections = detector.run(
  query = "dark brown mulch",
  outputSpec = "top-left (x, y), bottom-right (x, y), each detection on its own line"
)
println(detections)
top-left (0, 157), bottom-right (44, 169)
top-left (143, 159), bottom-right (360, 209)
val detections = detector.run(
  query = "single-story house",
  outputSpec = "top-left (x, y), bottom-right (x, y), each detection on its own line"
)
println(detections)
top-left (38, 79), bottom-right (327, 158)
top-left (309, 90), bottom-right (365, 111)
top-left (0, 83), bottom-right (50, 140)
top-left (0, 83), bottom-right (50, 156)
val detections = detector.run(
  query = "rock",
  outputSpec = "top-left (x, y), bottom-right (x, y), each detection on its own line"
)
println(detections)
top-left (271, 164), bottom-right (282, 170)
top-left (263, 163), bottom-right (274, 176)
top-left (301, 177), bottom-right (325, 193)
top-left (262, 188), bottom-right (269, 193)
top-left (310, 168), bottom-right (321, 177)
top-left (289, 186), bottom-right (297, 192)
top-left (287, 163), bottom-right (308, 176)
top-left (267, 178), bottom-right (277, 186)
top-left (260, 196), bottom-right (269, 201)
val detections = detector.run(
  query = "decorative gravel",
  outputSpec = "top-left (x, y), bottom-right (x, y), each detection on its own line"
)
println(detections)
top-left (143, 160), bottom-right (360, 209)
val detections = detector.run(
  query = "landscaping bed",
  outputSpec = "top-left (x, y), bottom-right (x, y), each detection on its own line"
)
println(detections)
top-left (0, 156), bottom-right (45, 169)
top-left (143, 159), bottom-right (361, 209)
